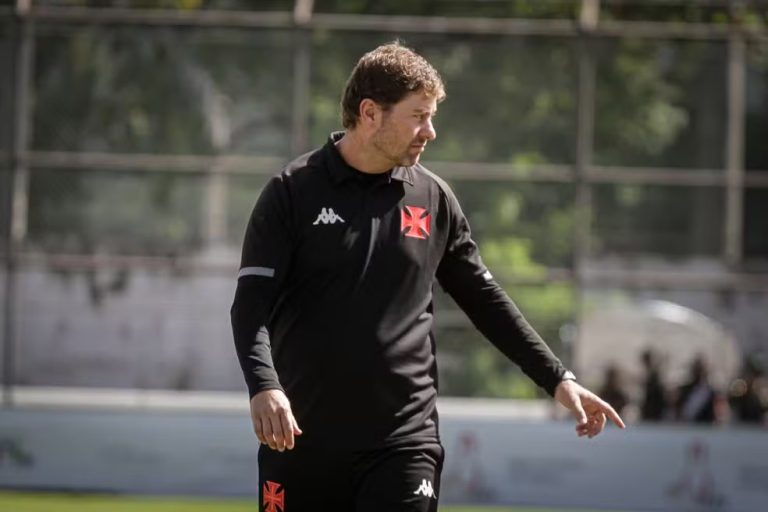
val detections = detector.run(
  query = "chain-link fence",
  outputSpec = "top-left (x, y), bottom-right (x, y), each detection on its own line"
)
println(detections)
top-left (2, 1), bottom-right (768, 415)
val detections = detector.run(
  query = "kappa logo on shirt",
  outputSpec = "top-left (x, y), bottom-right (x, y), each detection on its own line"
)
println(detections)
top-left (401, 206), bottom-right (431, 239)
top-left (263, 480), bottom-right (285, 512)
top-left (413, 478), bottom-right (437, 499)
top-left (313, 207), bottom-right (345, 225)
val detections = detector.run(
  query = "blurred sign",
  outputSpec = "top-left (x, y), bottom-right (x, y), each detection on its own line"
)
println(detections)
top-left (439, 417), bottom-right (767, 512)
top-left (0, 408), bottom-right (259, 496)
top-left (1, 406), bottom-right (767, 511)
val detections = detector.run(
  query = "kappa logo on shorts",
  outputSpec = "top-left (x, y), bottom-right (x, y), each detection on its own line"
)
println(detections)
top-left (401, 206), bottom-right (431, 239)
top-left (263, 480), bottom-right (285, 512)
top-left (413, 478), bottom-right (437, 499)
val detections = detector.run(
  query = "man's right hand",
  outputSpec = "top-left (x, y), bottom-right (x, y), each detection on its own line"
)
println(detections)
top-left (250, 389), bottom-right (303, 451)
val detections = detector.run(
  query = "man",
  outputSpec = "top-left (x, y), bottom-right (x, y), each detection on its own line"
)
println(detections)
top-left (231, 41), bottom-right (624, 512)
top-left (640, 348), bottom-right (668, 421)
top-left (674, 355), bottom-right (722, 424)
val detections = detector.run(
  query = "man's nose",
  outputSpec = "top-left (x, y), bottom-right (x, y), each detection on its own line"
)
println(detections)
top-left (421, 119), bottom-right (436, 141)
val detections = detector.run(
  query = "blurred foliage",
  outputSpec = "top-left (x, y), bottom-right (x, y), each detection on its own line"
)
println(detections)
top-left (4, 1), bottom-right (768, 395)
top-left (454, 182), bottom-right (574, 269)
top-left (745, 42), bottom-right (768, 264)
top-left (34, 0), bottom-right (579, 18)
top-left (0, 167), bottom-right (8, 254)
top-left (434, 181), bottom-right (575, 397)
top-left (25, 0), bottom-right (768, 27)
top-left (591, 185), bottom-right (723, 258)
top-left (594, 38), bottom-right (726, 169)
top-left (1, 20), bottom-right (12, 252)
top-left (312, 31), bottom-right (577, 163)
top-left (28, 170), bottom-right (205, 255)
top-left (436, 281), bottom-right (574, 398)
top-left (28, 26), bottom-right (293, 254)
top-left (33, 26), bottom-right (293, 155)
top-left (744, 42), bottom-right (768, 264)
top-left (35, 0), bottom-right (296, 9)
top-left (0, 20), bottom-right (11, 153)
top-left (600, 2), bottom-right (732, 23)
top-left (600, 1), bottom-right (768, 27)
top-left (226, 173), bottom-right (270, 246)
top-left (314, 0), bottom-right (578, 18)
top-left (746, 41), bottom-right (768, 172)
top-left (745, 189), bottom-right (768, 264)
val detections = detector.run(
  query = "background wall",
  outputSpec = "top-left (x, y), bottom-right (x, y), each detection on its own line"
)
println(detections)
top-left (1, 402), bottom-right (766, 511)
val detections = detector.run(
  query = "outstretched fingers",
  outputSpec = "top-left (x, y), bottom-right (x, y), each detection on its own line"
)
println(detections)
top-left (597, 398), bottom-right (626, 429)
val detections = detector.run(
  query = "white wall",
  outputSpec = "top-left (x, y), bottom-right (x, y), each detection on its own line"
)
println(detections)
top-left (1, 402), bottom-right (767, 511)
top-left (5, 263), bottom-right (768, 392)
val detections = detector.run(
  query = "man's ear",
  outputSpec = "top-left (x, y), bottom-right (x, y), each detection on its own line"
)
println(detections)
top-left (358, 98), bottom-right (381, 128)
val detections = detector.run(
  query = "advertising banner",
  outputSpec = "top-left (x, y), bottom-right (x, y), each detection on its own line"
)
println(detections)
top-left (1, 407), bottom-right (767, 511)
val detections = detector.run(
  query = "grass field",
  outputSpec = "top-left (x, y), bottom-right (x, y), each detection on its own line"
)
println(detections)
top-left (0, 491), bottom-right (623, 512)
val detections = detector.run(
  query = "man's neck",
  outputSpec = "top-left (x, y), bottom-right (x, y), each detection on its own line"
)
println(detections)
top-left (336, 131), bottom-right (393, 174)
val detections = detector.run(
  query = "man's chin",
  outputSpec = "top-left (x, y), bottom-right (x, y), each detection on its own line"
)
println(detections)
top-left (399, 155), bottom-right (421, 167)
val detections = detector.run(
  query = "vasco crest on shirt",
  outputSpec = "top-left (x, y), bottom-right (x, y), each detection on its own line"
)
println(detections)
top-left (401, 205), bottom-right (431, 240)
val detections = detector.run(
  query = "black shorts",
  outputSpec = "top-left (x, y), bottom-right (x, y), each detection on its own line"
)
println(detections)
top-left (257, 441), bottom-right (444, 512)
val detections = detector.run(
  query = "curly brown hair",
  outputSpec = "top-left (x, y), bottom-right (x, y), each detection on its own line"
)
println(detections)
top-left (340, 41), bottom-right (446, 129)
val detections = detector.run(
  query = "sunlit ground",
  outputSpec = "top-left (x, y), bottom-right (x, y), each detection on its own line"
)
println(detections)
top-left (0, 491), bottom-right (631, 512)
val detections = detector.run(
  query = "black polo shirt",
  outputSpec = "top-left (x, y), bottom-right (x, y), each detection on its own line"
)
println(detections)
top-left (231, 133), bottom-right (569, 449)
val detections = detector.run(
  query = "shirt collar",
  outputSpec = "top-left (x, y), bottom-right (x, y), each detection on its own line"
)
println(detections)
top-left (390, 165), bottom-right (414, 185)
top-left (325, 132), bottom-right (414, 186)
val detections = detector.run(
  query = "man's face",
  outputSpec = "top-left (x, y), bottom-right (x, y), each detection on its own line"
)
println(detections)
top-left (370, 90), bottom-right (438, 168)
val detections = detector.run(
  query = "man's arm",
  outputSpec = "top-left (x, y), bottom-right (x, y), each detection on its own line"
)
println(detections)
top-left (231, 175), bottom-right (302, 451)
top-left (435, 186), bottom-right (624, 436)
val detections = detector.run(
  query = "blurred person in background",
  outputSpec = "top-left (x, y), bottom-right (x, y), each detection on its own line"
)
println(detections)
top-left (728, 356), bottom-right (768, 425)
top-left (674, 355), bottom-right (727, 424)
top-left (231, 41), bottom-right (625, 512)
top-left (640, 348), bottom-right (669, 422)
top-left (598, 364), bottom-right (630, 418)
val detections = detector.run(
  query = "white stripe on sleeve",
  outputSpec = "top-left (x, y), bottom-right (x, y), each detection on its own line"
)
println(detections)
top-left (237, 266), bottom-right (275, 279)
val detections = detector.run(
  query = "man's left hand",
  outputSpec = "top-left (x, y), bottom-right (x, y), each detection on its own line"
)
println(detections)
top-left (554, 379), bottom-right (626, 438)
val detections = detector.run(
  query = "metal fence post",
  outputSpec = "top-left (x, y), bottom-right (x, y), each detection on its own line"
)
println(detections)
top-left (724, 25), bottom-right (746, 267)
top-left (3, 0), bottom-right (34, 407)
top-left (572, 0), bottom-right (599, 374)
top-left (291, 0), bottom-right (314, 156)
